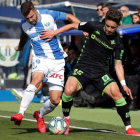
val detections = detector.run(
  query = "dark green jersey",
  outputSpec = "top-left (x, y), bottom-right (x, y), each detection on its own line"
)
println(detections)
top-left (77, 21), bottom-right (124, 73)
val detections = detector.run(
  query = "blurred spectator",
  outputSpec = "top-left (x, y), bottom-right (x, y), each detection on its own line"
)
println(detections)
top-left (65, 45), bottom-right (80, 83)
top-left (132, 13), bottom-right (140, 24)
top-left (124, 41), bottom-right (140, 75)
top-left (32, 0), bottom-right (40, 5)
top-left (137, 5), bottom-right (140, 16)
top-left (61, 42), bottom-right (69, 53)
top-left (96, 3), bottom-right (104, 22)
top-left (120, 6), bottom-right (132, 25)
top-left (0, 25), bottom-right (9, 38)
top-left (101, 3), bottom-right (111, 23)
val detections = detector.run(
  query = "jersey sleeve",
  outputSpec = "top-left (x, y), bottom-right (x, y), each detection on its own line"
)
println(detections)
top-left (46, 10), bottom-right (66, 21)
top-left (20, 19), bottom-right (26, 34)
top-left (78, 21), bottom-right (98, 33)
top-left (114, 37), bottom-right (124, 61)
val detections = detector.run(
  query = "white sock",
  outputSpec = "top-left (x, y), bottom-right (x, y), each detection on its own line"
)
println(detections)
top-left (19, 84), bottom-right (37, 115)
top-left (125, 125), bottom-right (132, 131)
top-left (39, 99), bottom-right (57, 118)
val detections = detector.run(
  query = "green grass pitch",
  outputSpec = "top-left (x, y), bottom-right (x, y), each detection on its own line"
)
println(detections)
top-left (0, 102), bottom-right (140, 140)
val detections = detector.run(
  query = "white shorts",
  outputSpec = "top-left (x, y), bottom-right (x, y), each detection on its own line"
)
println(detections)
top-left (31, 57), bottom-right (65, 88)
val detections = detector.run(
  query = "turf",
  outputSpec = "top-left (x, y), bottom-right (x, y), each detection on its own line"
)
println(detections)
top-left (0, 102), bottom-right (140, 140)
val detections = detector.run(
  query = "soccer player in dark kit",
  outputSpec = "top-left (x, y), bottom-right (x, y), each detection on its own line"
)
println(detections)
top-left (40, 10), bottom-right (140, 135)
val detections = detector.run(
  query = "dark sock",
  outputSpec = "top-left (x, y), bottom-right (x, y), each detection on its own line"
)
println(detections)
top-left (62, 93), bottom-right (73, 117)
top-left (115, 98), bottom-right (131, 126)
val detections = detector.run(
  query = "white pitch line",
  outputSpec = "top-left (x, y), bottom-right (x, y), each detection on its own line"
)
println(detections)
top-left (0, 115), bottom-right (140, 137)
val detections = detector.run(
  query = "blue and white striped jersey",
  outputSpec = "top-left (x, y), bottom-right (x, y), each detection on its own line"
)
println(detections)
top-left (20, 9), bottom-right (67, 59)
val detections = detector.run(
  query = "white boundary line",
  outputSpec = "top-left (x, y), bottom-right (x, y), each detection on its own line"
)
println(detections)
top-left (0, 115), bottom-right (140, 137)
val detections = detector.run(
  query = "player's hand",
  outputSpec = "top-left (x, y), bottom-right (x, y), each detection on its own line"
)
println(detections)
top-left (40, 30), bottom-right (55, 41)
top-left (83, 32), bottom-right (89, 38)
top-left (123, 85), bottom-right (133, 100)
top-left (14, 46), bottom-right (22, 51)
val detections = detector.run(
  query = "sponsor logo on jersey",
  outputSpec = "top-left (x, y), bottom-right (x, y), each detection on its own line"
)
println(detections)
top-left (31, 35), bottom-right (41, 42)
top-left (102, 74), bottom-right (113, 85)
top-left (91, 34), bottom-right (113, 50)
top-left (50, 74), bottom-right (63, 79)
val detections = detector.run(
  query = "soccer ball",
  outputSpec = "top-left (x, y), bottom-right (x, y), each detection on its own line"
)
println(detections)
top-left (49, 116), bottom-right (67, 135)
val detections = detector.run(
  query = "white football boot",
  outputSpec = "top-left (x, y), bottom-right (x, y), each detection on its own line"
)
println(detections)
top-left (11, 88), bottom-right (24, 101)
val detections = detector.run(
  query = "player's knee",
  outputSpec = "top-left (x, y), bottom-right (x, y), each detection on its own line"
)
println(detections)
top-left (31, 78), bottom-right (41, 87)
top-left (112, 90), bottom-right (123, 101)
top-left (51, 98), bottom-right (60, 105)
top-left (64, 85), bottom-right (75, 96)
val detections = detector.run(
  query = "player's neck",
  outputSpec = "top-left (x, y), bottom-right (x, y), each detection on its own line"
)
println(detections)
top-left (36, 11), bottom-right (40, 22)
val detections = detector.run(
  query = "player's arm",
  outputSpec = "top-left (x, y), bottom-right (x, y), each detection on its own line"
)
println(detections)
top-left (16, 33), bottom-right (28, 51)
top-left (40, 22), bottom-right (93, 41)
top-left (115, 60), bottom-right (132, 100)
top-left (40, 22), bottom-right (79, 41)
top-left (115, 46), bottom-right (133, 100)
top-left (65, 13), bottom-right (80, 23)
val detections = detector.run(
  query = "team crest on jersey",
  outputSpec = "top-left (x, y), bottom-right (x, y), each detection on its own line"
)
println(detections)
top-left (44, 22), bottom-right (50, 27)
top-left (80, 22), bottom-right (87, 26)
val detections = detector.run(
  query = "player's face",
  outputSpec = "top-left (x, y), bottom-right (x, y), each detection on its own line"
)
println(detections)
top-left (105, 20), bottom-right (119, 35)
top-left (25, 9), bottom-right (38, 25)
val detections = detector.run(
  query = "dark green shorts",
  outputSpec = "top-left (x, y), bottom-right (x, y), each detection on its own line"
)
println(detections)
top-left (70, 67), bottom-right (116, 95)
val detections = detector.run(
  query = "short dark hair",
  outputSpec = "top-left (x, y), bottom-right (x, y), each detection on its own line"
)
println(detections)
top-left (97, 3), bottom-right (104, 7)
top-left (105, 10), bottom-right (122, 24)
top-left (102, 3), bottom-right (111, 9)
top-left (20, 1), bottom-right (35, 16)
top-left (132, 13), bottom-right (140, 18)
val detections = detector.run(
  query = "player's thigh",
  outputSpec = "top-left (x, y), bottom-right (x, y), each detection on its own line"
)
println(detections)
top-left (50, 91), bottom-right (62, 104)
top-left (31, 72), bottom-right (44, 87)
top-left (49, 85), bottom-right (63, 105)
top-left (64, 76), bottom-right (82, 96)
top-left (104, 83), bottom-right (123, 101)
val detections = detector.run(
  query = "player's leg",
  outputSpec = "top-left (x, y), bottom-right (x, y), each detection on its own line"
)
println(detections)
top-left (104, 83), bottom-right (140, 135)
top-left (11, 72), bottom-right (43, 125)
top-left (38, 83), bottom-right (63, 117)
top-left (62, 76), bottom-right (82, 134)
top-left (34, 83), bottom-right (62, 133)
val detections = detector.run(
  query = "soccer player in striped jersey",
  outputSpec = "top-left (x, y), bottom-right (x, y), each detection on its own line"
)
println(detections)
top-left (11, 1), bottom-right (80, 133)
